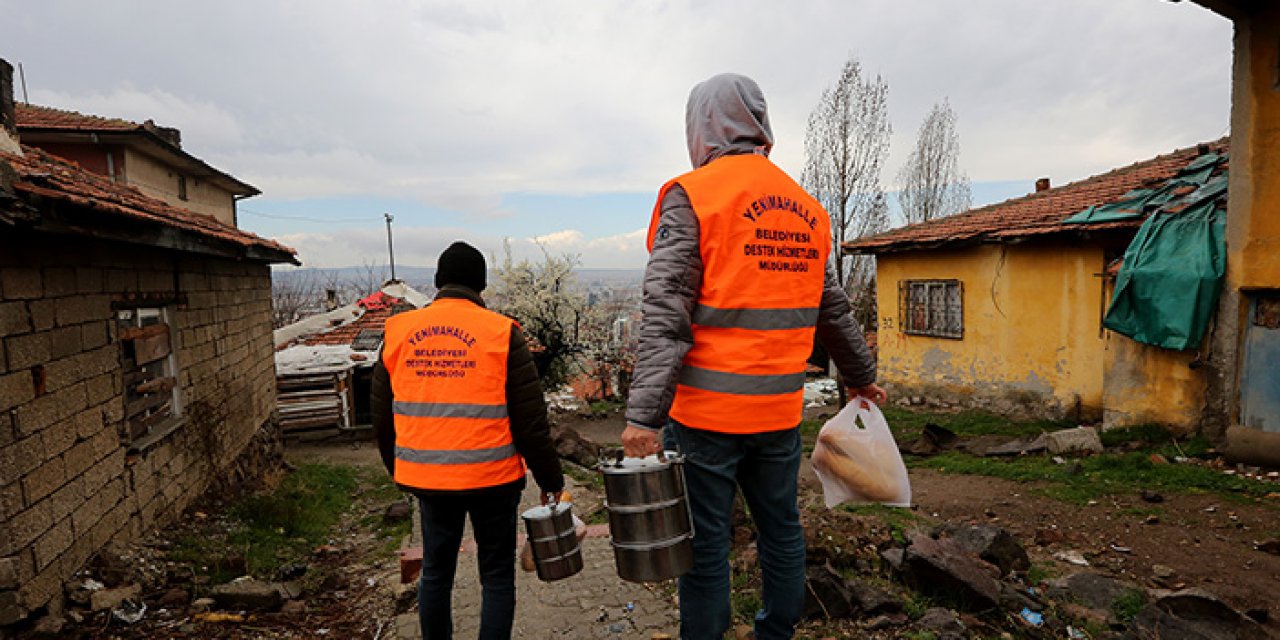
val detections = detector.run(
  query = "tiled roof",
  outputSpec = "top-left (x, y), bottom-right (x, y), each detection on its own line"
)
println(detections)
top-left (14, 102), bottom-right (259, 196)
top-left (15, 103), bottom-right (140, 132)
top-left (303, 304), bottom-right (400, 347)
top-left (1, 145), bottom-right (295, 262)
top-left (845, 138), bottom-right (1229, 254)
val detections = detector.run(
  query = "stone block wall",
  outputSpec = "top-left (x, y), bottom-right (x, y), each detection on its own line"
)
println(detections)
top-left (0, 232), bottom-right (279, 625)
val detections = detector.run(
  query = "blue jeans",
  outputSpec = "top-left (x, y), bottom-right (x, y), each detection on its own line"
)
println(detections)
top-left (417, 487), bottom-right (522, 640)
top-left (664, 421), bottom-right (806, 640)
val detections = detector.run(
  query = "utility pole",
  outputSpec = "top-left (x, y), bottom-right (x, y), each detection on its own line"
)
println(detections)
top-left (384, 212), bottom-right (397, 281)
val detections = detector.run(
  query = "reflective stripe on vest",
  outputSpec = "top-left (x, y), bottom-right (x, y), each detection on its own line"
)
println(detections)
top-left (392, 401), bottom-right (509, 419)
top-left (395, 443), bottom-right (518, 465)
top-left (382, 298), bottom-right (526, 491)
top-left (691, 304), bottom-right (819, 330)
top-left (678, 365), bottom-right (807, 396)
top-left (649, 154), bottom-right (831, 434)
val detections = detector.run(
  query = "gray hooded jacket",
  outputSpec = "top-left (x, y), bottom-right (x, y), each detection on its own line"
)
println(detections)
top-left (624, 73), bottom-right (877, 431)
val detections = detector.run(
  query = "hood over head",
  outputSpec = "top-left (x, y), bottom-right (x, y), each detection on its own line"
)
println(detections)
top-left (685, 73), bottom-right (773, 168)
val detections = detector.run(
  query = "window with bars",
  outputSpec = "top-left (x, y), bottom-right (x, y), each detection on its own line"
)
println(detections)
top-left (898, 280), bottom-right (964, 339)
top-left (117, 307), bottom-right (182, 441)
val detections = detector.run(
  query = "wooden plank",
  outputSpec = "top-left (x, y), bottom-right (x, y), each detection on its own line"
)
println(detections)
top-left (280, 404), bottom-right (341, 416)
top-left (133, 329), bottom-right (171, 365)
top-left (123, 369), bottom-right (153, 387)
top-left (126, 392), bottom-right (171, 419)
top-left (119, 323), bottom-right (169, 341)
top-left (133, 376), bottom-right (176, 395)
top-left (278, 390), bottom-right (343, 401)
top-left (130, 409), bottom-right (174, 438)
top-left (281, 415), bottom-right (345, 431)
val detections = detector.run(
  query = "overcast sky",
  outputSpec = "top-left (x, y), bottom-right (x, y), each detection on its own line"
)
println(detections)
top-left (4, 1), bottom-right (1232, 269)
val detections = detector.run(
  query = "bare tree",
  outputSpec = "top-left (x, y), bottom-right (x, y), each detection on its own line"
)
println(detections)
top-left (350, 260), bottom-right (390, 295)
top-left (802, 55), bottom-right (891, 296)
top-left (896, 99), bottom-right (972, 225)
top-left (271, 269), bottom-right (322, 328)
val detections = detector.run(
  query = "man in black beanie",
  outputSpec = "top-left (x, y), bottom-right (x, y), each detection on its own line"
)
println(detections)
top-left (372, 240), bottom-right (563, 639)
top-left (434, 241), bottom-right (488, 293)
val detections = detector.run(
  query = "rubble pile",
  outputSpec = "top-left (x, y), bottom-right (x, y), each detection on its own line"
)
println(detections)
top-left (790, 513), bottom-right (1273, 639)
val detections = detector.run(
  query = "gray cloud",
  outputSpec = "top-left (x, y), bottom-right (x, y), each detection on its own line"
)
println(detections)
top-left (4, 0), bottom-right (1231, 265)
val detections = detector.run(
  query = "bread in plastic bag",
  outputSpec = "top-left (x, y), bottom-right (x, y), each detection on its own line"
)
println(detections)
top-left (810, 397), bottom-right (911, 508)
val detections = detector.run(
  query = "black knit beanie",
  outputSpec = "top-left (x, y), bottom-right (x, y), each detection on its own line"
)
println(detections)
top-left (435, 241), bottom-right (487, 292)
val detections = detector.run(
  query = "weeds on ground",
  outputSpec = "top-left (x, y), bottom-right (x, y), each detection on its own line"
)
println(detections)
top-left (838, 503), bottom-right (923, 545)
top-left (356, 467), bottom-right (413, 559)
top-left (1111, 588), bottom-right (1147, 623)
top-left (172, 463), bottom-right (404, 584)
top-left (801, 406), bottom-right (1071, 447)
top-left (902, 592), bottom-right (935, 620)
top-left (564, 462), bottom-right (604, 490)
top-left (875, 407), bottom-right (1274, 504)
top-left (1025, 561), bottom-right (1058, 586)
top-left (588, 399), bottom-right (624, 416)
top-left (879, 406), bottom-right (1073, 441)
top-left (914, 448), bottom-right (1276, 504)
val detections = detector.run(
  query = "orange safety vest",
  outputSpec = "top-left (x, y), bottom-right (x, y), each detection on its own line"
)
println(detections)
top-left (648, 154), bottom-right (831, 434)
top-left (382, 298), bottom-right (526, 490)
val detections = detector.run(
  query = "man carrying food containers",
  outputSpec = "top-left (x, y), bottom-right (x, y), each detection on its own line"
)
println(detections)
top-left (371, 241), bottom-right (564, 640)
top-left (622, 73), bottom-right (885, 640)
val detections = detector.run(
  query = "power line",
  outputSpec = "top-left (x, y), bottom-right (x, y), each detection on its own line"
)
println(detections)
top-left (238, 208), bottom-right (382, 223)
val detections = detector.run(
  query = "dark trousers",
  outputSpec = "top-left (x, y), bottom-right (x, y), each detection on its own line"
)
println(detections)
top-left (417, 486), bottom-right (522, 640)
top-left (664, 421), bottom-right (806, 640)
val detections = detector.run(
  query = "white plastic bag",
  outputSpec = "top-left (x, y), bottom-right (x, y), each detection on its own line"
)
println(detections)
top-left (810, 397), bottom-right (911, 508)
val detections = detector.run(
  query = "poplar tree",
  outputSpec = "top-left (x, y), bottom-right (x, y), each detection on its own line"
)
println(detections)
top-left (802, 55), bottom-right (892, 296)
top-left (897, 98), bottom-right (971, 225)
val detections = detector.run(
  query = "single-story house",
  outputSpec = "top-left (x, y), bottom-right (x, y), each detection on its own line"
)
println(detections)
top-left (845, 139), bottom-right (1230, 434)
top-left (0, 60), bottom-right (296, 626)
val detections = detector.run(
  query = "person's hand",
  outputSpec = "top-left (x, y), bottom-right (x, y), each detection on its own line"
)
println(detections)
top-left (849, 383), bottom-right (888, 405)
top-left (622, 424), bottom-right (661, 458)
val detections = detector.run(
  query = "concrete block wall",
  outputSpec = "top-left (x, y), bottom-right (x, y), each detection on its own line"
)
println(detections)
top-left (0, 232), bottom-right (279, 625)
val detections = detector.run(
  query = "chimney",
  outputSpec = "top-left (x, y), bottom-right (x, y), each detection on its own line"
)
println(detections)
top-left (325, 289), bottom-right (339, 311)
top-left (142, 119), bottom-right (182, 148)
top-left (1035, 177), bottom-right (1051, 193)
top-left (0, 59), bottom-right (22, 155)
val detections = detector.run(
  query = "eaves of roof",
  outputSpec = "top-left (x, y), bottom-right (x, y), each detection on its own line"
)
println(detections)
top-left (844, 138), bottom-right (1229, 255)
top-left (15, 103), bottom-right (259, 197)
top-left (1, 145), bottom-right (296, 264)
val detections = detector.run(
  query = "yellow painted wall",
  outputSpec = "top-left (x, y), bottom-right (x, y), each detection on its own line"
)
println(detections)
top-left (123, 148), bottom-right (236, 226)
top-left (1232, 3), bottom-right (1280, 290)
top-left (874, 242), bottom-right (1109, 419)
top-left (1102, 336), bottom-right (1207, 434)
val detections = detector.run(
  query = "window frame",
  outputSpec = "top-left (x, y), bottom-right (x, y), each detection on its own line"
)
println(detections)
top-left (898, 279), bottom-right (964, 339)
top-left (116, 306), bottom-right (184, 448)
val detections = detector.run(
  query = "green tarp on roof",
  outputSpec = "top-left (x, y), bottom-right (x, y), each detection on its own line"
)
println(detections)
top-left (1062, 152), bottom-right (1223, 226)
top-left (1102, 180), bottom-right (1227, 351)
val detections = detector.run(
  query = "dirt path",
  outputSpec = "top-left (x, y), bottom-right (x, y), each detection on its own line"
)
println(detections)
top-left (291, 439), bottom-right (681, 638)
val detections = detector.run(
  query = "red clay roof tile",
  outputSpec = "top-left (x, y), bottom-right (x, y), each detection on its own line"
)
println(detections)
top-left (1, 145), bottom-right (295, 261)
top-left (15, 103), bottom-right (140, 132)
top-left (303, 304), bottom-right (400, 347)
top-left (845, 138), bottom-right (1229, 254)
